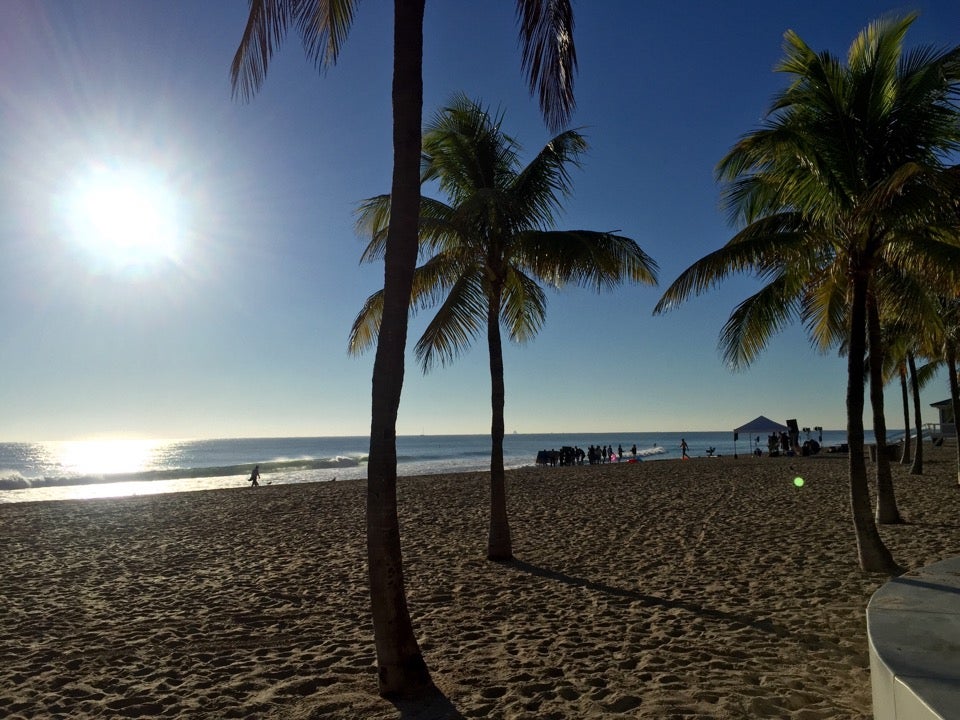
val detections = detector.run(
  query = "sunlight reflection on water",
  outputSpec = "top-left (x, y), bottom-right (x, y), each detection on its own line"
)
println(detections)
top-left (52, 438), bottom-right (168, 476)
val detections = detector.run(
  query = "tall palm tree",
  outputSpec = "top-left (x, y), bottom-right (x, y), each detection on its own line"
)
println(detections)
top-left (907, 352), bottom-right (943, 474)
top-left (654, 15), bottom-right (960, 574)
top-left (349, 95), bottom-right (658, 561)
top-left (864, 263), bottom-right (944, 521)
top-left (230, 0), bottom-right (579, 698)
top-left (866, 288), bottom-right (903, 524)
top-left (898, 357), bottom-right (912, 464)
top-left (879, 294), bottom-right (946, 475)
top-left (931, 296), bottom-right (960, 483)
top-left (868, 271), bottom-right (942, 517)
top-left (882, 333), bottom-right (919, 467)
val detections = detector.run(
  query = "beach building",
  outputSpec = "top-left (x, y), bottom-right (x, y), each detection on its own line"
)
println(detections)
top-left (929, 399), bottom-right (956, 437)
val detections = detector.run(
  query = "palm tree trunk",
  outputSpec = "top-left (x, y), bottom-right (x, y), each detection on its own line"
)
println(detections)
top-left (948, 345), bottom-right (960, 485)
top-left (867, 295), bottom-right (902, 524)
top-left (366, 0), bottom-right (433, 699)
top-left (486, 284), bottom-right (512, 561)
top-left (847, 270), bottom-right (900, 573)
top-left (898, 365), bottom-right (911, 464)
top-left (908, 352), bottom-right (924, 475)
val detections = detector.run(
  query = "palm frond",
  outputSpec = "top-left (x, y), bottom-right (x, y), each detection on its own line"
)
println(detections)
top-left (801, 262), bottom-right (848, 352)
top-left (501, 268), bottom-right (547, 343)
top-left (231, 0), bottom-right (357, 101)
top-left (348, 252), bottom-right (473, 357)
top-left (517, 230), bottom-right (657, 291)
top-left (719, 274), bottom-right (800, 369)
top-left (515, 0), bottom-right (578, 133)
top-left (654, 213), bottom-right (812, 314)
top-left (914, 357), bottom-right (942, 389)
top-left (415, 271), bottom-right (488, 371)
top-left (355, 194), bottom-right (392, 263)
top-left (347, 287), bottom-right (385, 356)
top-left (231, 0), bottom-right (293, 101)
top-left (510, 129), bottom-right (588, 228)
top-left (297, 0), bottom-right (356, 70)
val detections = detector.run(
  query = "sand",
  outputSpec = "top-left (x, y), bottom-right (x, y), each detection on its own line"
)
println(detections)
top-left (2, 446), bottom-right (959, 719)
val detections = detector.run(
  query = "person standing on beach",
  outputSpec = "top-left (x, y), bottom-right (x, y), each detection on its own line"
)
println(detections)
top-left (681, 438), bottom-right (689, 459)
top-left (249, 464), bottom-right (260, 487)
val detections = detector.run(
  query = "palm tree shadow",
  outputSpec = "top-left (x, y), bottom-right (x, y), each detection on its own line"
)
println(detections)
top-left (505, 559), bottom-right (858, 659)
top-left (392, 687), bottom-right (465, 720)
top-left (909, 522), bottom-right (960, 530)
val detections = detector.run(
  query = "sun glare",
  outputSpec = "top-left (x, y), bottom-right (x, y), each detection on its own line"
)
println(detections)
top-left (63, 161), bottom-right (186, 274)
top-left (57, 438), bottom-right (161, 476)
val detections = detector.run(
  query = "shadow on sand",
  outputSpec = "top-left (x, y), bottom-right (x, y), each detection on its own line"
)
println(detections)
top-left (506, 559), bottom-right (861, 660)
top-left (391, 687), bottom-right (465, 720)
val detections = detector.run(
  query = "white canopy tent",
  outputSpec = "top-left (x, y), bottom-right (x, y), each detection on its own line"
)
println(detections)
top-left (733, 415), bottom-right (791, 457)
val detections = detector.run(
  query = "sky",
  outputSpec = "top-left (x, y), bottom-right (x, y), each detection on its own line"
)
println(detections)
top-left (1, 0), bottom-right (958, 442)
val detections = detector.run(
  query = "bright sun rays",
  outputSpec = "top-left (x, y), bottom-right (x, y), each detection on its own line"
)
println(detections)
top-left (55, 438), bottom-right (163, 476)
top-left (62, 161), bottom-right (188, 275)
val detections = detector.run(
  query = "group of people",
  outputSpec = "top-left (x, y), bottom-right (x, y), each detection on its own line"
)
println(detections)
top-left (536, 443), bottom-right (642, 466)
top-left (762, 431), bottom-right (821, 457)
top-left (587, 444), bottom-right (636, 464)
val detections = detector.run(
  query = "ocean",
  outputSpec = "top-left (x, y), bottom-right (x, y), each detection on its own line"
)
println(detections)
top-left (0, 429), bottom-right (862, 504)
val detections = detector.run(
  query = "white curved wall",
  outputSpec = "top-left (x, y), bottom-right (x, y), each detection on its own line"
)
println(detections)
top-left (867, 556), bottom-right (960, 719)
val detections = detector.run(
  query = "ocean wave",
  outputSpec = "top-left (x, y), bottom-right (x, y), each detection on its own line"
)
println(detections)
top-left (0, 456), bottom-right (364, 491)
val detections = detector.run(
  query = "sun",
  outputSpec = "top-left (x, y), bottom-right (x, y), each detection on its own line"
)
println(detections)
top-left (63, 161), bottom-right (186, 274)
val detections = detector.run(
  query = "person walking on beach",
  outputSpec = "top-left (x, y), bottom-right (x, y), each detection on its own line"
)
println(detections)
top-left (681, 438), bottom-right (689, 459)
top-left (249, 464), bottom-right (260, 487)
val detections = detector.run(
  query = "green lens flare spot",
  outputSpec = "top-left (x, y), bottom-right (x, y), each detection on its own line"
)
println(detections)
top-left (794, 477), bottom-right (805, 487)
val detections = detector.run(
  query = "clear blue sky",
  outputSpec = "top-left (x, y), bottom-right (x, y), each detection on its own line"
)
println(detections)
top-left (1, 1), bottom-right (957, 441)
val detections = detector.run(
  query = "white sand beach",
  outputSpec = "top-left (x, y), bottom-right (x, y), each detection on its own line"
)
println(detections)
top-left (2, 446), bottom-right (959, 718)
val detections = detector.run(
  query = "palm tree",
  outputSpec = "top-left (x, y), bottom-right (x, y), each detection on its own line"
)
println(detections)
top-left (931, 296), bottom-right (960, 483)
top-left (907, 354), bottom-right (924, 471)
top-left (906, 352), bottom-right (944, 474)
top-left (868, 273), bottom-right (942, 517)
top-left (882, 334), bottom-right (919, 467)
top-left (867, 289), bottom-right (903, 524)
top-left (654, 15), bottom-right (960, 574)
top-left (230, 0), bottom-right (579, 698)
top-left (349, 95), bottom-right (658, 561)
top-left (879, 294), bottom-right (946, 474)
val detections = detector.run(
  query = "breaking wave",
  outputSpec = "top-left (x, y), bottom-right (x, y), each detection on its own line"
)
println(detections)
top-left (0, 455), bottom-right (365, 491)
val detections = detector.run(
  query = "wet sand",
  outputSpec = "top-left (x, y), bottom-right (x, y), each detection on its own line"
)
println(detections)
top-left (2, 445), bottom-right (958, 718)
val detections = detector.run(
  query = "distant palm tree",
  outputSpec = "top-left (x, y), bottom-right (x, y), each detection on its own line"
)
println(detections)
top-left (878, 288), bottom-right (945, 475)
top-left (880, 329), bottom-right (919, 468)
top-left (930, 296), bottom-right (960, 483)
top-left (904, 352), bottom-right (940, 474)
top-left (654, 15), bottom-right (960, 573)
top-left (350, 95), bottom-right (658, 561)
top-left (231, 0), bottom-right (579, 698)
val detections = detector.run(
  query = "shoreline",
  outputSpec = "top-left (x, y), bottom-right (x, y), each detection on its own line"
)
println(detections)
top-left (3, 449), bottom-right (958, 718)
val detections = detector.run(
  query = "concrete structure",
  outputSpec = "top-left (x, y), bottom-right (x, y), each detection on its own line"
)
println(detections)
top-left (868, 556), bottom-right (960, 719)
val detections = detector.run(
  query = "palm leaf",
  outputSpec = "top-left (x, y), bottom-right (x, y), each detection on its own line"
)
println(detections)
top-left (719, 274), bottom-right (800, 369)
top-left (415, 270), bottom-right (488, 371)
top-left (231, 0), bottom-right (357, 101)
top-left (515, 0), bottom-right (577, 133)
top-left (347, 287), bottom-right (385, 356)
top-left (501, 268), bottom-right (547, 342)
